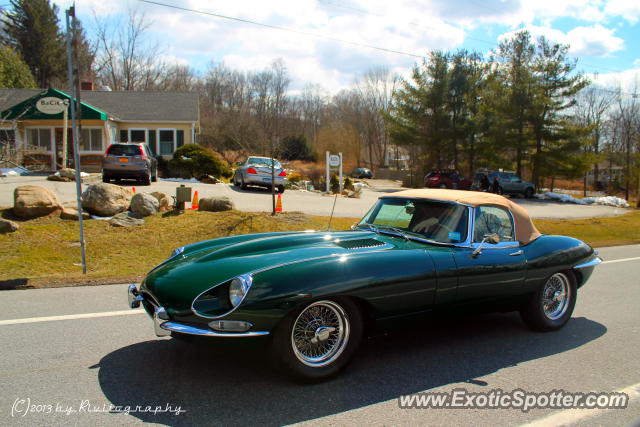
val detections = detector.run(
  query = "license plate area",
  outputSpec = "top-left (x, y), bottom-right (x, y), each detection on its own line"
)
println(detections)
top-left (119, 158), bottom-right (128, 163)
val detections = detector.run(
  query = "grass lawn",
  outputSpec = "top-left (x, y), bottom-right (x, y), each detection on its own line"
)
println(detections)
top-left (1, 208), bottom-right (638, 289)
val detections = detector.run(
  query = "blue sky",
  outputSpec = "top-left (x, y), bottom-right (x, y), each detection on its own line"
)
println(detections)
top-left (55, 0), bottom-right (640, 93)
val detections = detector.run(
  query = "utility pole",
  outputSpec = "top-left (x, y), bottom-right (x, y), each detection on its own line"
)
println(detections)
top-left (66, 5), bottom-right (87, 274)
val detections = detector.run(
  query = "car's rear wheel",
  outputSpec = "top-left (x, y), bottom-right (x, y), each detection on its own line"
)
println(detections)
top-left (278, 185), bottom-right (285, 193)
top-left (151, 167), bottom-right (158, 182)
top-left (271, 298), bottom-right (363, 381)
top-left (142, 170), bottom-right (152, 186)
top-left (102, 174), bottom-right (110, 183)
top-left (524, 187), bottom-right (534, 198)
top-left (240, 176), bottom-right (247, 190)
top-left (521, 271), bottom-right (577, 331)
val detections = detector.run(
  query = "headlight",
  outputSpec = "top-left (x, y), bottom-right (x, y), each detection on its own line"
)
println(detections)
top-left (228, 275), bottom-right (253, 307)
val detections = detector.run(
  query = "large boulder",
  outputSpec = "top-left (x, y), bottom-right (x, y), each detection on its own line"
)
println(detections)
top-left (13, 185), bottom-right (62, 219)
top-left (130, 193), bottom-right (159, 217)
top-left (150, 192), bottom-right (172, 212)
top-left (59, 168), bottom-right (77, 180)
top-left (82, 183), bottom-right (133, 217)
top-left (0, 218), bottom-right (18, 233)
top-left (199, 196), bottom-right (234, 212)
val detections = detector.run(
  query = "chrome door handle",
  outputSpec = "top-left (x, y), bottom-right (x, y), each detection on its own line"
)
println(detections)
top-left (509, 250), bottom-right (523, 256)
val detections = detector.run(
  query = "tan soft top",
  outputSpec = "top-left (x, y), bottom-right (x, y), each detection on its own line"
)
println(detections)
top-left (384, 189), bottom-right (541, 244)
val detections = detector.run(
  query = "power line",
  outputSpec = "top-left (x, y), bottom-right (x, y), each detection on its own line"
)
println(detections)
top-left (137, 0), bottom-right (636, 92)
top-left (136, 0), bottom-right (425, 59)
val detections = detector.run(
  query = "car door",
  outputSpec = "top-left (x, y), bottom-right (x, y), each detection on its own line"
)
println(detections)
top-left (453, 205), bottom-right (526, 302)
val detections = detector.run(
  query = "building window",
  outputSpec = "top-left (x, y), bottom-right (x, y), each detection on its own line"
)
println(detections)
top-left (26, 128), bottom-right (51, 151)
top-left (80, 128), bottom-right (103, 151)
top-left (159, 129), bottom-right (175, 155)
top-left (110, 127), bottom-right (117, 143)
top-left (130, 129), bottom-right (146, 143)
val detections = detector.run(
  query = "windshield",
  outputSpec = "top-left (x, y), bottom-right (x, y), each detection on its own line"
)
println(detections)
top-left (247, 157), bottom-right (282, 169)
top-left (357, 198), bottom-right (469, 244)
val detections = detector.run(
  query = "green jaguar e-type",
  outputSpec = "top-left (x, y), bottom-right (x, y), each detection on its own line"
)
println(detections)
top-left (128, 189), bottom-right (601, 380)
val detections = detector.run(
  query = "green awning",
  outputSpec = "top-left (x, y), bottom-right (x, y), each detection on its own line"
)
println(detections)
top-left (0, 88), bottom-right (108, 121)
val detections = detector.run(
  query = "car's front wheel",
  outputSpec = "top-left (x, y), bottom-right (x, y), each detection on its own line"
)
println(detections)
top-left (521, 271), bottom-right (577, 331)
top-left (524, 187), bottom-right (534, 198)
top-left (271, 299), bottom-right (363, 381)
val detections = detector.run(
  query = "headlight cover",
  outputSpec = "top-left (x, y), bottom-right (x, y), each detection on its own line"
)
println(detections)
top-left (228, 275), bottom-right (253, 307)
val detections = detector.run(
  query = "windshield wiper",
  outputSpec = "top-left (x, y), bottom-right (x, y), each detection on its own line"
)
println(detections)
top-left (376, 225), bottom-right (410, 241)
top-left (356, 223), bottom-right (380, 234)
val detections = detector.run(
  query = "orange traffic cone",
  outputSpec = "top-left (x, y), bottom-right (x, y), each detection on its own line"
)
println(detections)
top-left (190, 191), bottom-right (199, 210)
top-left (132, 186), bottom-right (136, 194)
top-left (275, 193), bottom-right (283, 212)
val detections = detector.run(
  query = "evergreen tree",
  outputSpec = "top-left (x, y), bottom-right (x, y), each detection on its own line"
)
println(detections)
top-left (528, 36), bottom-right (589, 189)
top-left (2, 0), bottom-right (66, 88)
top-left (0, 45), bottom-right (36, 88)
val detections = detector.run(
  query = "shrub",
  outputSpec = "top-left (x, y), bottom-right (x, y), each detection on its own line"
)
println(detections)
top-left (330, 174), bottom-right (340, 194)
top-left (343, 176), bottom-right (354, 191)
top-left (169, 144), bottom-right (232, 179)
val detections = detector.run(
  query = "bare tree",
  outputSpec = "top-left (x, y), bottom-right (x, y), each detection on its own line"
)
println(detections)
top-left (574, 86), bottom-right (616, 192)
top-left (93, 7), bottom-right (164, 90)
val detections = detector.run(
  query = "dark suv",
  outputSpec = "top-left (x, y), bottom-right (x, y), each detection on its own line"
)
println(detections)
top-left (102, 143), bottom-right (158, 185)
top-left (473, 171), bottom-right (535, 198)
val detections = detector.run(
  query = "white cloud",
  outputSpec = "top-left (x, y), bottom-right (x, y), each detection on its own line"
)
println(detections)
top-left (604, 0), bottom-right (640, 24)
top-left (498, 24), bottom-right (624, 58)
top-left (586, 69), bottom-right (640, 94)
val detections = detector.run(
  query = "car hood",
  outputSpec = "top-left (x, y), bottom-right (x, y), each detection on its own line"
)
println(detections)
top-left (141, 230), bottom-right (401, 308)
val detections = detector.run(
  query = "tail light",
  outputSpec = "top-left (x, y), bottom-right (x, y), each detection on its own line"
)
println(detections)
top-left (104, 144), bottom-right (113, 159)
top-left (278, 170), bottom-right (287, 177)
top-left (138, 145), bottom-right (147, 160)
top-left (247, 167), bottom-right (257, 174)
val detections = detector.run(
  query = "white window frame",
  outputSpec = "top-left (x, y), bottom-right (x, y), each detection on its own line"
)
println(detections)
top-left (24, 126), bottom-right (53, 152)
top-left (78, 127), bottom-right (104, 153)
top-left (158, 128), bottom-right (177, 155)
top-left (129, 128), bottom-right (147, 144)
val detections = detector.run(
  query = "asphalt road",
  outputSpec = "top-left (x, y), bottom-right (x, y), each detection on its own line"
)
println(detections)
top-left (1, 245), bottom-right (639, 426)
top-left (0, 175), bottom-right (631, 219)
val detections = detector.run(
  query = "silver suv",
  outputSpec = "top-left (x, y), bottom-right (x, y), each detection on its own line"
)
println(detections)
top-left (102, 143), bottom-right (158, 185)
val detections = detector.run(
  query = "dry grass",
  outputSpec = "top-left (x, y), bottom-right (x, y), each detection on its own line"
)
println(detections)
top-left (534, 209), bottom-right (640, 248)
top-left (1, 207), bottom-right (639, 289)
top-left (0, 209), bottom-right (357, 289)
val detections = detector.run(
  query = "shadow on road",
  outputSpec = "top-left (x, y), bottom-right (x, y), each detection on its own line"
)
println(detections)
top-left (96, 313), bottom-right (605, 426)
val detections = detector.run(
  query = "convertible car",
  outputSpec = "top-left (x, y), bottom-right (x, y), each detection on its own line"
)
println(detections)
top-left (128, 189), bottom-right (601, 380)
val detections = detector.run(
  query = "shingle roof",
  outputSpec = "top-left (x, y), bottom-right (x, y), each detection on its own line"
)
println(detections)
top-left (0, 89), bottom-right (199, 123)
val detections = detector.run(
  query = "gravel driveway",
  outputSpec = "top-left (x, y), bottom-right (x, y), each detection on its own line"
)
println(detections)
top-left (0, 175), bottom-right (630, 220)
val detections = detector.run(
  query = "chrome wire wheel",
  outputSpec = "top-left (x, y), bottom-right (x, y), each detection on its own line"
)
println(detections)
top-left (542, 273), bottom-right (571, 320)
top-left (291, 300), bottom-right (350, 368)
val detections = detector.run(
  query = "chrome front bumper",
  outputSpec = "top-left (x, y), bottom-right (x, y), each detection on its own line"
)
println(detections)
top-left (128, 284), bottom-right (270, 338)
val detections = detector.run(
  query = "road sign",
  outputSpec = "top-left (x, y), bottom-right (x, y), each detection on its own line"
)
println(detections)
top-left (329, 154), bottom-right (341, 167)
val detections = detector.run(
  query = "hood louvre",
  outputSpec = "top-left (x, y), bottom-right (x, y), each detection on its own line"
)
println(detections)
top-left (335, 238), bottom-right (385, 250)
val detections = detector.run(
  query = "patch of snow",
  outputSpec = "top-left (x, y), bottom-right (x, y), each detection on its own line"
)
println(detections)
top-left (159, 178), bottom-right (201, 183)
top-left (1, 167), bottom-right (30, 176)
top-left (538, 192), bottom-right (629, 208)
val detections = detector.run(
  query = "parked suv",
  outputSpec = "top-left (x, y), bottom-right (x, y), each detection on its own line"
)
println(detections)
top-left (473, 171), bottom-right (535, 198)
top-left (102, 143), bottom-right (158, 185)
top-left (424, 169), bottom-right (472, 189)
